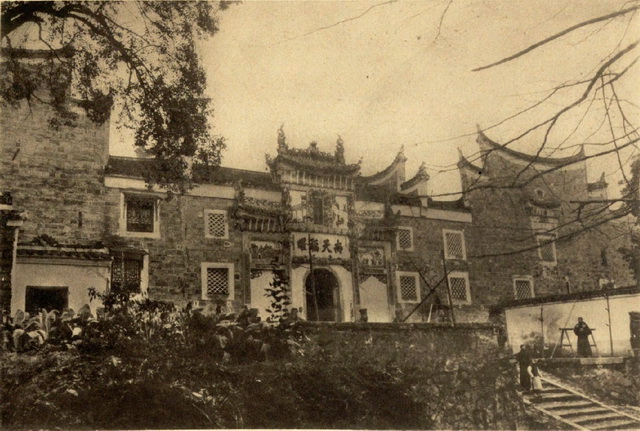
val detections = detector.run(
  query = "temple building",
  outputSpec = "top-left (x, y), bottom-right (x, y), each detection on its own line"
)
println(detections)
top-left (1, 51), bottom-right (634, 323)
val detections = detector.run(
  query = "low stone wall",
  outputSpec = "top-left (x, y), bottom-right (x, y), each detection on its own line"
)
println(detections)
top-left (301, 322), bottom-right (499, 361)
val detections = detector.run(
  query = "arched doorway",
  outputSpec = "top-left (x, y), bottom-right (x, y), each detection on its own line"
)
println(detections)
top-left (305, 268), bottom-right (340, 322)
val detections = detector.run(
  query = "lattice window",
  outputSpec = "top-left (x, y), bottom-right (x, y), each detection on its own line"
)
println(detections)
top-left (111, 255), bottom-right (142, 293)
top-left (205, 210), bottom-right (228, 238)
top-left (537, 235), bottom-right (556, 264)
top-left (126, 196), bottom-right (155, 233)
top-left (448, 272), bottom-right (470, 303)
top-left (513, 278), bottom-right (534, 300)
top-left (444, 230), bottom-right (465, 260)
top-left (396, 272), bottom-right (419, 302)
top-left (397, 227), bottom-right (413, 251)
top-left (201, 263), bottom-right (234, 299)
top-left (206, 267), bottom-right (229, 295)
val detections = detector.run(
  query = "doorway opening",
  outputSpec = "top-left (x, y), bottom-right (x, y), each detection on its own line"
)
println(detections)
top-left (25, 286), bottom-right (68, 313)
top-left (305, 268), bottom-right (340, 322)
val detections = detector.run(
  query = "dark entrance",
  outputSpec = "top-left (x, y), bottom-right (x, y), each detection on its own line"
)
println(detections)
top-left (25, 286), bottom-right (68, 313)
top-left (305, 268), bottom-right (340, 322)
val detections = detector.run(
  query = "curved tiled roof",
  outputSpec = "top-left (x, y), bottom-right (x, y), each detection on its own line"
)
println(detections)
top-left (356, 185), bottom-right (469, 212)
top-left (360, 149), bottom-right (407, 184)
top-left (400, 163), bottom-right (429, 192)
top-left (477, 129), bottom-right (585, 166)
top-left (105, 156), bottom-right (279, 190)
top-left (457, 153), bottom-right (484, 173)
top-left (272, 144), bottom-right (361, 175)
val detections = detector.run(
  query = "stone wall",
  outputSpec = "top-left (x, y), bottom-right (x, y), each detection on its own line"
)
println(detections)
top-left (0, 100), bottom-right (110, 244)
top-left (101, 189), bottom-right (249, 308)
top-left (460, 149), bottom-right (634, 306)
top-left (302, 321), bottom-right (499, 360)
top-left (393, 214), bottom-right (486, 322)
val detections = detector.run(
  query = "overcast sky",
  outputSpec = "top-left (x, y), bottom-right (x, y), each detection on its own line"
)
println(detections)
top-left (110, 0), bottom-right (639, 199)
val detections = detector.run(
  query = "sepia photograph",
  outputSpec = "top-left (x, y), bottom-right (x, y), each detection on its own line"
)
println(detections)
top-left (1, 1), bottom-right (639, 429)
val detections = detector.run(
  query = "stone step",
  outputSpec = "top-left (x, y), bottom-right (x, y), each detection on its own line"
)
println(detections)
top-left (542, 400), bottom-right (599, 411)
top-left (554, 407), bottom-right (611, 417)
top-left (589, 418), bottom-right (640, 430)
top-left (535, 392), bottom-right (583, 402)
top-left (540, 388), bottom-right (567, 394)
top-left (572, 412), bottom-right (629, 424)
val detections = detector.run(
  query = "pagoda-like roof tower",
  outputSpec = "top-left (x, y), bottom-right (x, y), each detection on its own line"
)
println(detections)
top-left (267, 128), bottom-right (360, 190)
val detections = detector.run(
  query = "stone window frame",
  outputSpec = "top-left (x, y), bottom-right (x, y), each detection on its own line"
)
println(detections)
top-left (118, 192), bottom-right (161, 239)
top-left (204, 209), bottom-right (229, 239)
top-left (200, 262), bottom-right (235, 301)
top-left (536, 233), bottom-right (557, 266)
top-left (396, 226), bottom-right (414, 252)
top-left (447, 271), bottom-right (471, 304)
top-left (396, 271), bottom-right (420, 303)
top-left (512, 276), bottom-right (534, 300)
top-left (443, 229), bottom-right (467, 260)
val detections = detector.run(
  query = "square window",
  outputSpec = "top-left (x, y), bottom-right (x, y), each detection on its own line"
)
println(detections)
top-left (201, 263), bottom-right (234, 300)
top-left (120, 193), bottom-right (159, 238)
top-left (444, 230), bottom-right (466, 260)
top-left (126, 196), bottom-right (155, 232)
top-left (111, 255), bottom-right (143, 293)
top-left (205, 210), bottom-right (228, 239)
top-left (447, 272), bottom-right (471, 303)
top-left (396, 271), bottom-right (420, 303)
top-left (513, 277), bottom-right (534, 300)
top-left (397, 227), bottom-right (414, 251)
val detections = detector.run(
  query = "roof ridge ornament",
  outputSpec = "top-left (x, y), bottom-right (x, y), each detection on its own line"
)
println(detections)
top-left (277, 124), bottom-right (287, 151)
top-left (335, 134), bottom-right (345, 164)
top-left (416, 162), bottom-right (429, 180)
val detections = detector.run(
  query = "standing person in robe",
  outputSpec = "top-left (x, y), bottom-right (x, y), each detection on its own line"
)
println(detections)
top-left (573, 317), bottom-right (593, 357)
top-left (514, 344), bottom-right (532, 390)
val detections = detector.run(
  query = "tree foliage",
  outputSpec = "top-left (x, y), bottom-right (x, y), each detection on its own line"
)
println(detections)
top-left (1, 1), bottom-right (231, 191)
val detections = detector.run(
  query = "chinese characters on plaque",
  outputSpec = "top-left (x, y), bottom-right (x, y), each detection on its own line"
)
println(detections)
top-left (292, 233), bottom-right (350, 259)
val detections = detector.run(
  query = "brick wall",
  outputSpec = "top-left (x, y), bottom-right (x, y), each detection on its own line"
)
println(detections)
top-left (103, 190), bottom-right (247, 308)
top-left (460, 150), bottom-right (634, 306)
top-left (0, 100), bottom-right (110, 244)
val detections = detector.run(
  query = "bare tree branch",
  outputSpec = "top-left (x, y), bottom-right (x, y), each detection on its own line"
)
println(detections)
top-left (473, 4), bottom-right (640, 71)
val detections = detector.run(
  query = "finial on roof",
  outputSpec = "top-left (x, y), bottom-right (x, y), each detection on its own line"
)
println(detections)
top-left (309, 141), bottom-right (319, 153)
top-left (416, 162), bottom-right (429, 179)
top-left (277, 124), bottom-right (287, 151)
top-left (395, 145), bottom-right (407, 162)
top-left (335, 134), bottom-right (345, 163)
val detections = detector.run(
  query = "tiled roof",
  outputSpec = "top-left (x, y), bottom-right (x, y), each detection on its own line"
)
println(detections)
top-left (356, 185), bottom-right (470, 212)
top-left (360, 149), bottom-right (406, 184)
top-left (427, 197), bottom-right (469, 212)
top-left (17, 245), bottom-right (112, 261)
top-left (273, 147), bottom-right (361, 175)
top-left (587, 173), bottom-right (608, 191)
top-left (400, 163), bottom-right (429, 192)
top-left (477, 129), bottom-right (585, 166)
top-left (494, 285), bottom-right (639, 311)
top-left (457, 154), bottom-right (484, 173)
top-left (105, 156), bottom-right (279, 190)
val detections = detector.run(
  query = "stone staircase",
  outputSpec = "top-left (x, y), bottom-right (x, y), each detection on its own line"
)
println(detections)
top-left (522, 377), bottom-right (640, 430)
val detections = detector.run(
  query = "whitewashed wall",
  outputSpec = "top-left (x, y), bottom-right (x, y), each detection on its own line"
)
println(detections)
top-left (504, 292), bottom-right (640, 357)
top-left (13, 260), bottom-right (110, 315)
